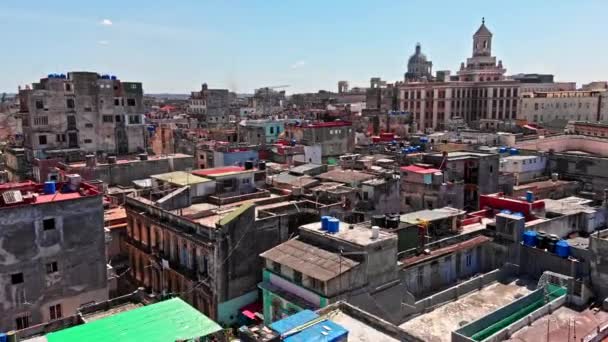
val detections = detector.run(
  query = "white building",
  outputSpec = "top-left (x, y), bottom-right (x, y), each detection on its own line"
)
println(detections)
top-left (499, 154), bottom-right (547, 184)
top-left (519, 90), bottom-right (608, 125)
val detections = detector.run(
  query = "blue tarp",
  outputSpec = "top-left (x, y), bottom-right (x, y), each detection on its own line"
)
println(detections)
top-left (270, 310), bottom-right (318, 335)
top-left (284, 319), bottom-right (348, 342)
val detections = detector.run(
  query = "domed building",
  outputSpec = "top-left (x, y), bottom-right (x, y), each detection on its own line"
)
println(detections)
top-left (405, 43), bottom-right (433, 82)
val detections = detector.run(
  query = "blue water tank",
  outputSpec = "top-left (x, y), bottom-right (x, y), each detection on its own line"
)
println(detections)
top-left (523, 230), bottom-right (537, 247)
top-left (415, 145), bottom-right (421, 150)
top-left (401, 148), bottom-right (408, 154)
top-left (420, 137), bottom-right (428, 143)
top-left (526, 191), bottom-right (534, 203)
top-left (321, 216), bottom-right (331, 230)
top-left (327, 218), bottom-right (340, 234)
top-left (500, 209), bottom-right (512, 215)
top-left (0, 333), bottom-right (7, 342)
top-left (512, 212), bottom-right (524, 218)
top-left (111, 75), bottom-right (117, 80)
top-left (555, 240), bottom-right (570, 258)
top-left (499, 146), bottom-right (507, 153)
top-left (509, 148), bottom-right (519, 155)
top-left (43, 181), bottom-right (56, 195)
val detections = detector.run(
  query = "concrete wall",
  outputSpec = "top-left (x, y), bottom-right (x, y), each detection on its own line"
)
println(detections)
top-left (0, 195), bottom-right (108, 330)
top-left (547, 151), bottom-right (608, 200)
top-left (589, 230), bottom-right (608, 301)
top-left (519, 244), bottom-right (581, 279)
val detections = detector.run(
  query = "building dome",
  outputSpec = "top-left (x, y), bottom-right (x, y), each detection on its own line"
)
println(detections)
top-left (408, 43), bottom-right (428, 64)
top-left (405, 43), bottom-right (433, 81)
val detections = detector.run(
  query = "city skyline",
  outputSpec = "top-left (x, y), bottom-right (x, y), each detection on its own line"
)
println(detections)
top-left (1, 0), bottom-right (607, 94)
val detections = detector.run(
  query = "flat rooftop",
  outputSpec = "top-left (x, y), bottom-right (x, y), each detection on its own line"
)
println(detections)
top-left (192, 166), bottom-right (254, 178)
top-left (150, 171), bottom-right (212, 186)
top-left (544, 196), bottom-right (595, 215)
top-left (328, 309), bottom-right (400, 342)
top-left (300, 221), bottom-right (396, 247)
top-left (0, 181), bottom-right (100, 209)
top-left (400, 207), bottom-right (465, 225)
top-left (506, 306), bottom-right (608, 342)
top-left (316, 169), bottom-right (376, 184)
top-left (399, 278), bottom-right (535, 342)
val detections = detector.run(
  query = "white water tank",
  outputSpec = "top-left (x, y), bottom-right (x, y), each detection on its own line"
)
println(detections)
top-left (371, 226), bottom-right (380, 240)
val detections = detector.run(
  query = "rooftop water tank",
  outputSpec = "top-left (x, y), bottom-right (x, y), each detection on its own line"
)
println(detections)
top-left (526, 191), bottom-right (534, 203)
top-left (523, 230), bottom-right (537, 247)
top-left (420, 137), bottom-right (428, 143)
top-left (512, 212), bottom-right (524, 218)
top-left (555, 240), bottom-right (570, 258)
top-left (371, 215), bottom-right (386, 228)
top-left (327, 218), bottom-right (340, 234)
top-left (43, 181), bottom-right (56, 195)
top-left (499, 146), bottom-right (507, 153)
top-left (500, 209), bottom-right (512, 215)
top-left (509, 148), bottom-right (519, 155)
top-left (321, 216), bottom-right (331, 230)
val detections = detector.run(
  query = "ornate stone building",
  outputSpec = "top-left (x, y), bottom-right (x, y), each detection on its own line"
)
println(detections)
top-left (397, 19), bottom-right (520, 131)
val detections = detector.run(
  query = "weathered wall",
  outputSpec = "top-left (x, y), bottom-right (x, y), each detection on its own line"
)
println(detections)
top-left (90, 155), bottom-right (195, 186)
top-left (0, 195), bottom-right (108, 330)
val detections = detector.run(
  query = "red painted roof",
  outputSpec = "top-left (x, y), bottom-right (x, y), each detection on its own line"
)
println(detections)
top-left (192, 166), bottom-right (245, 176)
top-left (400, 165), bottom-right (441, 174)
top-left (301, 121), bottom-right (352, 128)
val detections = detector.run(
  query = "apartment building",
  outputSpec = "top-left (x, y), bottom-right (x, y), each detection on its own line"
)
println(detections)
top-left (19, 72), bottom-right (146, 160)
top-left (519, 90), bottom-right (608, 125)
top-left (284, 121), bottom-right (354, 159)
top-left (188, 83), bottom-right (235, 127)
top-left (0, 178), bottom-right (107, 331)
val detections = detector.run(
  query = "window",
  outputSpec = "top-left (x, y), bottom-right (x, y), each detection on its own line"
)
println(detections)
top-left (242, 178), bottom-right (250, 184)
top-left (33, 116), bottom-right (48, 126)
top-left (11, 273), bottom-right (24, 284)
top-left (15, 314), bottom-right (30, 330)
top-left (49, 304), bottom-right (62, 320)
top-left (56, 134), bottom-right (65, 143)
top-left (293, 271), bottom-right (302, 284)
top-left (67, 115), bottom-right (76, 127)
top-left (84, 139), bottom-right (92, 144)
top-left (65, 83), bottom-right (72, 92)
top-left (114, 98), bottom-right (120, 106)
top-left (465, 253), bottom-right (472, 267)
top-left (127, 98), bottom-right (136, 106)
top-left (46, 262), bottom-right (58, 274)
top-left (272, 261), bottom-right (281, 274)
top-left (115, 115), bottom-right (122, 122)
top-left (84, 123), bottom-right (93, 128)
top-left (43, 218), bottom-right (56, 231)
top-left (102, 115), bottom-right (113, 123)
top-left (35, 100), bottom-right (44, 109)
top-left (269, 127), bottom-right (274, 134)
top-left (66, 98), bottom-right (75, 109)
top-left (128, 115), bottom-right (141, 124)
top-left (38, 135), bottom-right (47, 145)
top-left (310, 277), bottom-right (322, 290)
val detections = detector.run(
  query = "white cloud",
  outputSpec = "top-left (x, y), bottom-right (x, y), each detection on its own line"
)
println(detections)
top-left (98, 40), bottom-right (109, 45)
top-left (290, 60), bottom-right (307, 69)
top-left (100, 19), bottom-right (113, 26)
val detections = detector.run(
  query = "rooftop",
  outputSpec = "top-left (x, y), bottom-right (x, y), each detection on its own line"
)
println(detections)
top-left (192, 166), bottom-right (252, 177)
top-left (316, 169), bottom-right (376, 184)
top-left (260, 239), bottom-right (359, 282)
top-left (400, 207), bottom-right (465, 225)
top-left (300, 221), bottom-right (396, 247)
top-left (323, 307), bottom-right (400, 342)
top-left (400, 164), bottom-right (441, 174)
top-left (104, 207), bottom-right (127, 230)
top-left (0, 180), bottom-right (100, 209)
top-left (45, 298), bottom-right (222, 342)
top-left (506, 306), bottom-right (608, 342)
top-left (513, 179), bottom-right (576, 191)
top-left (289, 163), bottom-right (324, 175)
top-left (150, 171), bottom-right (211, 186)
top-left (399, 278), bottom-right (535, 342)
top-left (544, 196), bottom-right (595, 215)
top-left (400, 235), bottom-right (491, 266)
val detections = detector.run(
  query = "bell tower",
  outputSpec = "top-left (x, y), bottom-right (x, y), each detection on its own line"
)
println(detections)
top-left (473, 17), bottom-right (492, 57)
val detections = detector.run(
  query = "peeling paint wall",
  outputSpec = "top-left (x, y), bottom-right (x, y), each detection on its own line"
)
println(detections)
top-left (0, 195), bottom-right (108, 331)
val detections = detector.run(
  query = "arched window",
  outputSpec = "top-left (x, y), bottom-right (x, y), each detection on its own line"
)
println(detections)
top-left (483, 40), bottom-right (488, 49)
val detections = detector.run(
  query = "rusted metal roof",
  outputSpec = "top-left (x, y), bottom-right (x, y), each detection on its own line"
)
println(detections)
top-left (260, 239), bottom-right (359, 281)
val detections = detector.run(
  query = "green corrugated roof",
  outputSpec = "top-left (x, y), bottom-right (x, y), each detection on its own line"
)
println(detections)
top-left (218, 202), bottom-right (254, 226)
top-left (46, 298), bottom-right (222, 342)
top-left (151, 171), bottom-right (212, 186)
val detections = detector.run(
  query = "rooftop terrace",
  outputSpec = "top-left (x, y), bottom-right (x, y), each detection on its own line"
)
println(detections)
top-left (300, 221), bottom-right (396, 247)
top-left (399, 277), bottom-right (535, 342)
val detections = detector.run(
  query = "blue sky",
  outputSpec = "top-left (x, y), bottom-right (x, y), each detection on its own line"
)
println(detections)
top-left (1, 1), bottom-right (607, 94)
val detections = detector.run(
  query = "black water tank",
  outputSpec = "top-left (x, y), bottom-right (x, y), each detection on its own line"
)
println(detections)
top-left (258, 160), bottom-right (266, 170)
top-left (386, 216), bottom-right (400, 229)
top-left (372, 215), bottom-right (386, 228)
top-left (536, 231), bottom-right (547, 249)
top-left (244, 160), bottom-right (254, 170)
